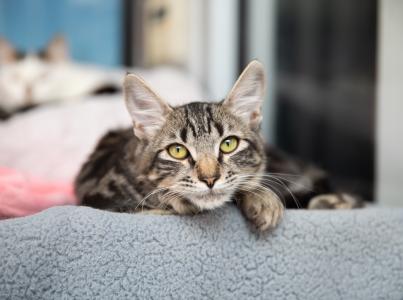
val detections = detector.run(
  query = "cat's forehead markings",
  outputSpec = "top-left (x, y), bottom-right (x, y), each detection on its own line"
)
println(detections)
top-left (206, 105), bottom-right (224, 136)
top-left (180, 127), bottom-right (187, 143)
top-left (183, 102), bottom-right (225, 138)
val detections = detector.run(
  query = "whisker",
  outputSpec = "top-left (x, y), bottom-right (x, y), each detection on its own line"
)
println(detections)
top-left (158, 190), bottom-right (184, 210)
top-left (235, 173), bottom-right (310, 191)
top-left (237, 179), bottom-right (282, 202)
top-left (253, 176), bottom-right (301, 208)
top-left (235, 173), bottom-right (312, 193)
top-left (135, 187), bottom-right (167, 211)
top-left (234, 174), bottom-right (301, 208)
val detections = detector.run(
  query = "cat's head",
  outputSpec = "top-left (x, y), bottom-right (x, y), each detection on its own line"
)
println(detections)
top-left (125, 61), bottom-right (266, 210)
top-left (0, 35), bottom-right (69, 110)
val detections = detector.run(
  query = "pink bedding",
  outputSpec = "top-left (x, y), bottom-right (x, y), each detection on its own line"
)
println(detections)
top-left (0, 168), bottom-right (76, 219)
top-left (0, 67), bottom-right (205, 219)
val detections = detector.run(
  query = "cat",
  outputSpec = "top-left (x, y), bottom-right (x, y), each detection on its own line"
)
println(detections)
top-left (75, 61), bottom-right (362, 231)
top-left (0, 35), bottom-right (119, 119)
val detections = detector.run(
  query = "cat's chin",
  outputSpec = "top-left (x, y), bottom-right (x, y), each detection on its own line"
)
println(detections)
top-left (185, 190), bottom-right (233, 211)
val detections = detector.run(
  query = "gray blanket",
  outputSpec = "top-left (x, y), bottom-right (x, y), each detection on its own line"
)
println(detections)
top-left (1, 205), bottom-right (402, 299)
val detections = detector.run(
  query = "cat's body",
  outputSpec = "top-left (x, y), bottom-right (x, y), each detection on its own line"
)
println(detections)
top-left (0, 35), bottom-right (119, 119)
top-left (75, 61), bottom-right (362, 231)
top-left (76, 127), bottom-right (361, 211)
top-left (76, 98), bottom-right (273, 219)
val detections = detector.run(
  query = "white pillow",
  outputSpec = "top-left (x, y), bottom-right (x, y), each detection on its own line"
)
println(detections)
top-left (0, 67), bottom-right (205, 182)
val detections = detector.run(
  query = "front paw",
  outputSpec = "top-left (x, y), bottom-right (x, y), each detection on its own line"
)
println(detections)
top-left (239, 191), bottom-right (284, 231)
top-left (308, 193), bottom-right (363, 209)
top-left (139, 209), bottom-right (174, 215)
top-left (168, 196), bottom-right (200, 215)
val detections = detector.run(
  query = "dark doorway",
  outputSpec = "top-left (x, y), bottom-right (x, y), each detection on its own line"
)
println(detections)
top-left (275, 0), bottom-right (377, 200)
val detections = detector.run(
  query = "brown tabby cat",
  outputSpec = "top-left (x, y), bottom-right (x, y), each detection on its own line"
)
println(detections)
top-left (75, 61), bottom-right (362, 231)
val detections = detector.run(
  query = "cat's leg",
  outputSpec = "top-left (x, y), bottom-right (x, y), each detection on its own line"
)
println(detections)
top-left (238, 189), bottom-right (284, 231)
top-left (139, 209), bottom-right (175, 215)
top-left (136, 196), bottom-right (199, 215)
top-left (167, 197), bottom-right (200, 215)
top-left (307, 193), bottom-right (363, 209)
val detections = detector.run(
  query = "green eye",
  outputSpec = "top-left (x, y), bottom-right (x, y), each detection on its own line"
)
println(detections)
top-left (220, 136), bottom-right (239, 154)
top-left (168, 144), bottom-right (189, 159)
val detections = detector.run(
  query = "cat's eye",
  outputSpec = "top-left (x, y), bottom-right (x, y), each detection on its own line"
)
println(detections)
top-left (167, 144), bottom-right (189, 159)
top-left (220, 136), bottom-right (239, 154)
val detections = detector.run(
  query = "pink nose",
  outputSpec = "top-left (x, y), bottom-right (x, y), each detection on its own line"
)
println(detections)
top-left (199, 175), bottom-right (219, 189)
top-left (25, 85), bottom-right (33, 104)
top-left (195, 153), bottom-right (221, 189)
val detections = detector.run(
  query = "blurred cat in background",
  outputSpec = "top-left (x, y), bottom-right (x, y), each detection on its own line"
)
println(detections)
top-left (0, 35), bottom-right (119, 119)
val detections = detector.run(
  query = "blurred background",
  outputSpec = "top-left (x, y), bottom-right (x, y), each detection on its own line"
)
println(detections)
top-left (0, 0), bottom-right (402, 207)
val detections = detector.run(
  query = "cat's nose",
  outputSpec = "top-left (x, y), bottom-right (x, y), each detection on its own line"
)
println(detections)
top-left (196, 153), bottom-right (221, 189)
top-left (199, 175), bottom-right (219, 189)
top-left (25, 85), bottom-right (33, 104)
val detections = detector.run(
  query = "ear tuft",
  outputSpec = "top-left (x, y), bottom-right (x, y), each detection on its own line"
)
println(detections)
top-left (124, 74), bottom-right (172, 140)
top-left (0, 37), bottom-right (17, 64)
top-left (45, 34), bottom-right (69, 62)
top-left (223, 60), bottom-right (266, 130)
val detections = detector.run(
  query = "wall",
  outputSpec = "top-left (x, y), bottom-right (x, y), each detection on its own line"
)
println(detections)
top-left (246, 0), bottom-right (277, 142)
top-left (376, 0), bottom-right (403, 206)
top-left (187, 0), bottom-right (239, 100)
top-left (0, 0), bottom-right (122, 66)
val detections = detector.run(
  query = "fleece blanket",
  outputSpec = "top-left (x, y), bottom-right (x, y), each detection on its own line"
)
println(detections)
top-left (0, 205), bottom-right (402, 299)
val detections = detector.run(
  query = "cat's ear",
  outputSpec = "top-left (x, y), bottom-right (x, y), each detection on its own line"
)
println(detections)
top-left (223, 60), bottom-right (266, 130)
top-left (124, 73), bottom-right (172, 140)
top-left (0, 37), bottom-right (17, 64)
top-left (45, 35), bottom-right (69, 62)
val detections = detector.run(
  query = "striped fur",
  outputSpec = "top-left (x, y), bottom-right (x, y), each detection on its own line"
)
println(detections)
top-left (75, 61), bottom-right (362, 232)
top-left (75, 100), bottom-right (268, 214)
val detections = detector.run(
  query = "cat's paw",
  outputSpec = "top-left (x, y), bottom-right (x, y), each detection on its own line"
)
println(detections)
top-left (139, 209), bottom-right (174, 215)
top-left (168, 197), bottom-right (200, 215)
top-left (308, 193), bottom-right (363, 209)
top-left (240, 192), bottom-right (284, 231)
